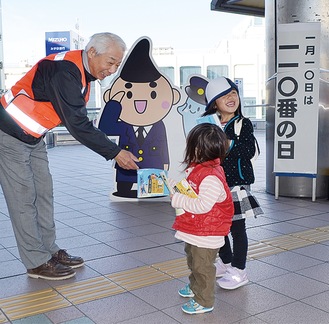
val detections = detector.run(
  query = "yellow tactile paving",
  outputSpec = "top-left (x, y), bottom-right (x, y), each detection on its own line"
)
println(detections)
top-left (56, 276), bottom-right (125, 304)
top-left (247, 226), bottom-right (329, 260)
top-left (1, 225), bottom-right (329, 321)
top-left (290, 228), bottom-right (329, 243)
top-left (107, 265), bottom-right (173, 290)
top-left (247, 241), bottom-right (284, 260)
top-left (262, 235), bottom-right (315, 250)
top-left (152, 258), bottom-right (190, 278)
top-left (0, 288), bottom-right (70, 321)
top-left (316, 225), bottom-right (329, 232)
top-left (0, 311), bottom-right (7, 323)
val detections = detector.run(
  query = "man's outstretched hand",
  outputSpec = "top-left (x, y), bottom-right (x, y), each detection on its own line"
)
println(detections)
top-left (114, 150), bottom-right (139, 170)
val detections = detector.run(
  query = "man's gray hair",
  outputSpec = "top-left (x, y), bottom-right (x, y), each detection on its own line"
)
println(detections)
top-left (85, 32), bottom-right (126, 54)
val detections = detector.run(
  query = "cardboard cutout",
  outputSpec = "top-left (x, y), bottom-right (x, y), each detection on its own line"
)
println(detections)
top-left (96, 37), bottom-right (182, 199)
top-left (177, 75), bottom-right (209, 136)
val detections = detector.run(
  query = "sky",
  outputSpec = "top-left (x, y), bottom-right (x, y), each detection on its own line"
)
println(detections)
top-left (1, 0), bottom-right (247, 67)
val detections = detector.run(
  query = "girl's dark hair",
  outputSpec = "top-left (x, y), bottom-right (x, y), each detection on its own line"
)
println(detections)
top-left (183, 123), bottom-right (229, 169)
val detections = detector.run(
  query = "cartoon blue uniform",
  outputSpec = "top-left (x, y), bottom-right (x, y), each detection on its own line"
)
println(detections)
top-left (98, 100), bottom-right (169, 183)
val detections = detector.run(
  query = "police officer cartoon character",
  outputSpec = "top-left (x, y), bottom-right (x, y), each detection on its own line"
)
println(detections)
top-left (177, 75), bottom-right (209, 137)
top-left (97, 37), bottom-right (181, 198)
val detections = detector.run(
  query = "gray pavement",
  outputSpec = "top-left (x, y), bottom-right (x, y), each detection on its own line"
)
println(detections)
top-left (0, 130), bottom-right (329, 324)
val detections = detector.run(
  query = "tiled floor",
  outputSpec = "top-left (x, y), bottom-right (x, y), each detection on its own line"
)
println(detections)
top-left (0, 130), bottom-right (329, 324)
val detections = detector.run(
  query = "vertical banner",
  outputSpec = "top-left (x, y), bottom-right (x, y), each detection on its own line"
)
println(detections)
top-left (274, 22), bottom-right (321, 175)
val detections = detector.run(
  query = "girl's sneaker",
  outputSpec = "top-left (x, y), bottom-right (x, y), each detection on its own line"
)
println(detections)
top-left (215, 258), bottom-right (232, 277)
top-left (182, 299), bottom-right (214, 314)
top-left (178, 284), bottom-right (195, 298)
top-left (217, 266), bottom-right (249, 290)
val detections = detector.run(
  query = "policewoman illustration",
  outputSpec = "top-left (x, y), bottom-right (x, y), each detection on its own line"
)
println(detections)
top-left (177, 75), bottom-right (208, 137)
top-left (96, 37), bottom-right (181, 198)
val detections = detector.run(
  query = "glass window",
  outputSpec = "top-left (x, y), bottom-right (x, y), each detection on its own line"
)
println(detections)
top-left (234, 64), bottom-right (255, 97)
top-left (243, 97), bottom-right (257, 119)
top-left (207, 65), bottom-right (228, 80)
top-left (159, 66), bottom-right (175, 84)
top-left (86, 81), bottom-right (96, 108)
top-left (180, 66), bottom-right (201, 88)
top-left (253, 17), bottom-right (264, 26)
top-left (234, 64), bottom-right (254, 86)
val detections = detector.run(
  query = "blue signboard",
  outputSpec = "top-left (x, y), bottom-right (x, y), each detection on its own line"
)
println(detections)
top-left (45, 31), bottom-right (70, 56)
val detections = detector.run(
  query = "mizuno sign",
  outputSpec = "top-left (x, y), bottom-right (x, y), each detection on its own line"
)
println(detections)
top-left (48, 37), bottom-right (68, 42)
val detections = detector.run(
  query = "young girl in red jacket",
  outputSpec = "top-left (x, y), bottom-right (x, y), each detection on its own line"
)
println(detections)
top-left (169, 123), bottom-right (234, 315)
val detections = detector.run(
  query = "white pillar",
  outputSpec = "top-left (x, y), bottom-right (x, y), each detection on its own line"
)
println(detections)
top-left (0, 0), bottom-right (5, 92)
top-left (265, 0), bottom-right (329, 198)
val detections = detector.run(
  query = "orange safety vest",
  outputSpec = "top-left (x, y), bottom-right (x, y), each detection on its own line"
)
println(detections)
top-left (0, 50), bottom-right (90, 138)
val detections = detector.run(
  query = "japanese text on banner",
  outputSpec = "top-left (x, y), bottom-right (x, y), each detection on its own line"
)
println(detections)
top-left (274, 22), bottom-right (320, 175)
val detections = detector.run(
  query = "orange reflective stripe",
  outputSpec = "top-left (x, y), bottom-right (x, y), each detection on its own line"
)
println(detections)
top-left (5, 94), bottom-right (61, 138)
top-left (1, 50), bottom-right (88, 137)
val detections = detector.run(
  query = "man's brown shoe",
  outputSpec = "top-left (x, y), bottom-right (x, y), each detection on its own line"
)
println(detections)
top-left (27, 257), bottom-right (76, 280)
top-left (53, 249), bottom-right (84, 269)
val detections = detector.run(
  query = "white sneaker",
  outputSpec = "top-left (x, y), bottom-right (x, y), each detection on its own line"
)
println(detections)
top-left (217, 267), bottom-right (249, 290)
top-left (215, 258), bottom-right (231, 278)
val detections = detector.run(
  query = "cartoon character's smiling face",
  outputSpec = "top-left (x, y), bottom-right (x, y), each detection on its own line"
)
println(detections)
top-left (110, 75), bottom-right (178, 126)
top-left (176, 75), bottom-right (208, 136)
top-left (177, 97), bottom-right (206, 136)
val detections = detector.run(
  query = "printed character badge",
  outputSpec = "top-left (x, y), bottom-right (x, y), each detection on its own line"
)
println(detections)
top-left (96, 37), bottom-right (181, 199)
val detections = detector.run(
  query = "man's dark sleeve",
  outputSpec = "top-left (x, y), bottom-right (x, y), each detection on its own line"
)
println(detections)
top-left (40, 61), bottom-right (121, 160)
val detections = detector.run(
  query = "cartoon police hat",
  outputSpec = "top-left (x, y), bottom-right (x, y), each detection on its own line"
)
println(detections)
top-left (205, 77), bottom-right (239, 110)
top-left (185, 76), bottom-right (208, 105)
top-left (120, 37), bottom-right (161, 82)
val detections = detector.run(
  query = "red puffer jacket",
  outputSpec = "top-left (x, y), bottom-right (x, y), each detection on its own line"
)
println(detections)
top-left (172, 159), bottom-right (234, 236)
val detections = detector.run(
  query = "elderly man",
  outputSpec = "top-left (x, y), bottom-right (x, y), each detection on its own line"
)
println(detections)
top-left (0, 32), bottom-right (139, 280)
